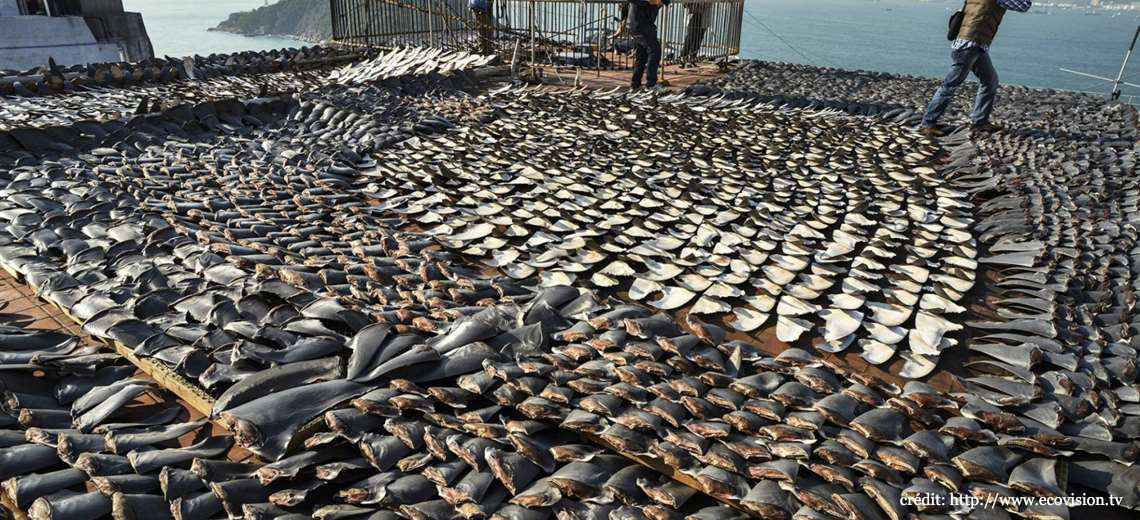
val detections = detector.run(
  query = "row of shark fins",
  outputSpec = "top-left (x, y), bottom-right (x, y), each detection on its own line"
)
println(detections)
top-left (0, 46), bottom-right (362, 97)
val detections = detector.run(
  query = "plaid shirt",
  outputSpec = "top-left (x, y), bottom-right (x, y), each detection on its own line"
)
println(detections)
top-left (952, 0), bottom-right (1031, 51)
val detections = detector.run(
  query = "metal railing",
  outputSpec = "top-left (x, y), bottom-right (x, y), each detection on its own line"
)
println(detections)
top-left (330, 0), bottom-right (742, 71)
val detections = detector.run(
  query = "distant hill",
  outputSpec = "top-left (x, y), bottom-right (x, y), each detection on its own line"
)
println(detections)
top-left (212, 0), bottom-right (332, 43)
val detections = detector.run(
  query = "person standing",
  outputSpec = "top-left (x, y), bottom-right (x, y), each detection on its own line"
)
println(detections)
top-left (626, 0), bottom-right (669, 89)
top-left (470, 0), bottom-right (495, 56)
top-left (680, 1), bottom-right (710, 66)
top-left (919, 0), bottom-right (1031, 137)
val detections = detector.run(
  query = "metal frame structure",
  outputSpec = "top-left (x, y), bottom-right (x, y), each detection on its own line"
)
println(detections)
top-left (330, 0), bottom-right (743, 71)
top-left (1061, 25), bottom-right (1139, 101)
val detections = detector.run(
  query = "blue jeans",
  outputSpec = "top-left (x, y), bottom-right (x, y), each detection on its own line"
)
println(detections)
top-left (921, 46), bottom-right (999, 128)
top-left (631, 31), bottom-right (662, 88)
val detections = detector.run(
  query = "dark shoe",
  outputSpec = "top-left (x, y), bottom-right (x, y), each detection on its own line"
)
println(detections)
top-left (920, 127), bottom-right (945, 138)
top-left (971, 121), bottom-right (1003, 133)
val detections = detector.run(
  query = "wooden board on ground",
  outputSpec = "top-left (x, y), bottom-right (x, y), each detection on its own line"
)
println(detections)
top-left (33, 288), bottom-right (218, 420)
top-left (5, 271), bottom-right (346, 460)
top-left (108, 339), bottom-right (216, 420)
top-left (537, 62), bottom-right (728, 91)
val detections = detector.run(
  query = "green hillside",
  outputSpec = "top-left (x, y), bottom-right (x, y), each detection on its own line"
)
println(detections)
top-left (212, 0), bottom-right (332, 43)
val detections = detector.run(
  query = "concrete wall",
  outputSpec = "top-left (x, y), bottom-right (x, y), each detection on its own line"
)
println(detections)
top-left (0, 15), bottom-right (122, 69)
top-left (51, 1), bottom-right (126, 16)
top-left (0, 0), bottom-right (22, 16)
top-left (79, 0), bottom-right (123, 14)
top-left (84, 10), bottom-right (152, 61)
top-left (0, 0), bottom-right (152, 69)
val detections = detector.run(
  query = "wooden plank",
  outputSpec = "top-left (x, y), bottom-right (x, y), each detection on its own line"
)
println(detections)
top-left (27, 281), bottom-right (343, 459)
top-left (107, 339), bottom-right (216, 419)
top-left (36, 291), bottom-right (217, 420)
top-left (471, 65), bottom-right (512, 80)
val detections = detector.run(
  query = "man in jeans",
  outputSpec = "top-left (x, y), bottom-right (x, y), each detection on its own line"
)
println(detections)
top-left (920, 0), bottom-right (1031, 137)
top-left (680, 2), bottom-right (710, 66)
top-left (623, 0), bottom-right (669, 89)
top-left (470, 0), bottom-right (495, 56)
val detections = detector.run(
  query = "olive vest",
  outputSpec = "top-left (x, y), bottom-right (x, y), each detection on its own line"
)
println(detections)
top-left (958, 0), bottom-right (1006, 46)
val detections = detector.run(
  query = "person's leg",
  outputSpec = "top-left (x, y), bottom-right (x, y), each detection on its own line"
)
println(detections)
top-left (690, 8), bottom-right (708, 62)
top-left (693, 27), bottom-right (707, 58)
top-left (921, 48), bottom-right (980, 128)
top-left (970, 51), bottom-right (999, 125)
top-left (681, 14), bottom-right (700, 60)
top-left (646, 33), bottom-right (662, 87)
top-left (631, 35), bottom-right (648, 88)
top-left (476, 10), bottom-right (494, 55)
top-left (472, 10), bottom-right (481, 52)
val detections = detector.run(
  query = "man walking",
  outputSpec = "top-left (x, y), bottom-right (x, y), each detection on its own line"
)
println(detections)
top-left (680, 1), bottom-right (710, 66)
top-left (920, 0), bottom-right (1031, 137)
top-left (470, 0), bottom-right (495, 56)
top-left (626, 0), bottom-right (669, 89)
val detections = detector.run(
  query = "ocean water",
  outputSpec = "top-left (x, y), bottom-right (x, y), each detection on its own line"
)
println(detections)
top-left (124, 0), bottom-right (1140, 96)
top-left (741, 0), bottom-right (1140, 96)
top-left (120, 0), bottom-right (303, 57)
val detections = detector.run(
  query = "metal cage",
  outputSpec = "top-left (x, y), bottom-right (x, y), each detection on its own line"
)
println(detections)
top-left (330, 0), bottom-right (743, 71)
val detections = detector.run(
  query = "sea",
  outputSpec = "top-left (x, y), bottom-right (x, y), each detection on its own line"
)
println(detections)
top-left (120, 0), bottom-right (303, 57)
top-left (123, 0), bottom-right (1140, 97)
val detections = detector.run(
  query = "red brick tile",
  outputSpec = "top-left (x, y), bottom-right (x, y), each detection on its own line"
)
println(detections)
top-left (27, 318), bottom-right (63, 331)
top-left (17, 305), bottom-right (52, 322)
top-left (3, 297), bottom-right (41, 314)
top-left (0, 288), bottom-right (23, 304)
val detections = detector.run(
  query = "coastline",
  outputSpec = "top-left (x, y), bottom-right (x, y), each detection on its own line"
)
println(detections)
top-left (207, 26), bottom-right (322, 45)
top-left (192, 0), bottom-right (1140, 96)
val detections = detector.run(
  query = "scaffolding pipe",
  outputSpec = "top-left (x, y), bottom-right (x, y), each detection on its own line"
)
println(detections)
top-left (328, 0), bottom-right (742, 72)
top-left (428, 0), bottom-right (436, 47)
top-left (1112, 26), bottom-right (1140, 100)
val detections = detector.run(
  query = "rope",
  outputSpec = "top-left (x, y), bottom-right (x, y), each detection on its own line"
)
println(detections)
top-left (742, 7), bottom-right (831, 67)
